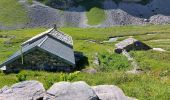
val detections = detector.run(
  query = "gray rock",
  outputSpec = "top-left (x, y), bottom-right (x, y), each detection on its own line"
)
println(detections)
top-left (153, 48), bottom-right (166, 52)
top-left (108, 37), bottom-right (118, 42)
top-left (0, 86), bottom-right (10, 94)
top-left (93, 53), bottom-right (100, 66)
top-left (0, 80), bottom-right (45, 100)
top-left (150, 15), bottom-right (170, 24)
top-left (44, 81), bottom-right (99, 100)
top-left (103, 37), bottom-right (118, 43)
top-left (82, 68), bottom-right (97, 74)
top-left (4, 40), bottom-right (12, 45)
top-left (92, 85), bottom-right (136, 100)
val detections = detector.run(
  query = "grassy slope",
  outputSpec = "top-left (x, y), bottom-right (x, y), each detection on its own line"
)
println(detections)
top-left (0, 25), bottom-right (170, 99)
top-left (86, 7), bottom-right (106, 25)
top-left (0, 0), bottom-right (27, 26)
top-left (0, 28), bottom-right (46, 63)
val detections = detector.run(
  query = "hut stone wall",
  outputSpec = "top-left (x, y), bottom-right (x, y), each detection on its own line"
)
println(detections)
top-left (6, 49), bottom-right (73, 73)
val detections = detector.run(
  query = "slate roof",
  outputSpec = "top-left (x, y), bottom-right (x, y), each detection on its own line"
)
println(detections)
top-left (0, 29), bottom-right (75, 68)
top-left (115, 38), bottom-right (138, 49)
top-left (22, 28), bottom-right (73, 47)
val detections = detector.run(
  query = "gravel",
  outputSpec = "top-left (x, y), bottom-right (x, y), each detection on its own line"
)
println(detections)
top-left (102, 0), bottom-right (170, 27)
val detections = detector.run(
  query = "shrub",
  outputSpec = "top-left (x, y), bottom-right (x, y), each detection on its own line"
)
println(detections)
top-left (16, 71), bottom-right (27, 82)
top-left (98, 51), bottom-right (130, 71)
top-left (159, 68), bottom-right (170, 77)
top-left (44, 76), bottom-right (57, 89)
top-left (0, 70), bottom-right (3, 74)
top-left (59, 71), bottom-right (80, 81)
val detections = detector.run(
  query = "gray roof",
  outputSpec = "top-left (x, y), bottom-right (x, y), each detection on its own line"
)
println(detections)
top-left (115, 38), bottom-right (138, 49)
top-left (0, 36), bottom-right (75, 67)
top-left (22, 28), bottom-right (73, 47)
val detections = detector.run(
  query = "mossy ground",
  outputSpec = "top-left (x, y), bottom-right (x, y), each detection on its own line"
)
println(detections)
top-left (0, 25), bottom-right (170, 100)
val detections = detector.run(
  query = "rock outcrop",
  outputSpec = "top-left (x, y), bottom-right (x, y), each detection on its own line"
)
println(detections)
top-left (0, 80), bottom-right (45, 100)
top-left (92, 85), bottom-right (136, 100)
top-left (44, 81), bottom-right (98, 100)
top-left (0, 80), bottom-right (137, 100)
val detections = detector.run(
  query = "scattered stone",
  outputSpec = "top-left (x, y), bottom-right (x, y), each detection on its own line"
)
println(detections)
top-left (85, 39), bottom-right (97, 43)
top-left (144, 19), bottom-right (150, 22)
top-left (44, 81), bottom-right (99, 100)
top-left (93, 53), bottom-right (100, 66)
top-left (82, 68), bottom-right (97, 74)
top-left (153, 48), bottom-right (166, 52)
top-left (103, 37), bottom-right (118, 43)
top-left (92, 85), bottom-right (137, 100)
top-left (9, 35), bottom-right (16, 39)
top-left (126, 69), bottom-right (144, 74)
top-left (4, 40), bottom-right (12, 45)
top-left (122, 50), bottom-right (143, 74)
top-left (0, 80), bottom-right (45, 100)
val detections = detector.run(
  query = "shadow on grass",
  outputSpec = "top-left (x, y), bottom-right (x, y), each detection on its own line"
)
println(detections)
top-left (74, 51), bottom-right (89, 71)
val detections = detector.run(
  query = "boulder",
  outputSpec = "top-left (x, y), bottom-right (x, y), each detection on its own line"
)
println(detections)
top-left (0, 81), bottom-right (137, 100)
top-left (44, 81), bottom-right (99, 100)
top-left (153, 48), bottom-right (166, 52)
top-left (0, 80), bottom-right (45, 100)
top-left (92, 85), bottom-right (136, 100)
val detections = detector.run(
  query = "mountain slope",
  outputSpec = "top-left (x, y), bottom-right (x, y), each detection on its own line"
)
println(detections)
top-left (0, 0), bottom-right (170, 29)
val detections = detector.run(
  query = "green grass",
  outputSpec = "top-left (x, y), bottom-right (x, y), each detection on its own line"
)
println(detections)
top-left (0, 28), bottom-right (46, 63)
top-left (0, 0), bottom-right (28, 26)
top-left (0, 25), bottom-right (170, 100)
top-left (27, 0), bottom-right (33, 4)
top-left (98, 51), bottom-right (131, 71)
top-left (86, 7), bottom-right (106, 25)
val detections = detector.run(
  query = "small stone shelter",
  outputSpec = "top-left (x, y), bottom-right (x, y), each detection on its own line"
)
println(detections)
top-left (0, 28), bottom-right (75, 72)
top-left (115, 38), bottom-right (151, 53)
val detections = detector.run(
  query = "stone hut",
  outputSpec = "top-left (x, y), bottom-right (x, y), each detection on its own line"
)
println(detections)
top-left (0, 28), bottom-right (75, 73)
top-left (115, 38), bottom-right (151, 53)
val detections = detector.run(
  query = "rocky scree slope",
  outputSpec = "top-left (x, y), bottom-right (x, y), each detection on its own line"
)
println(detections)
top-left (1, 0), bottom-right (170, 29)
